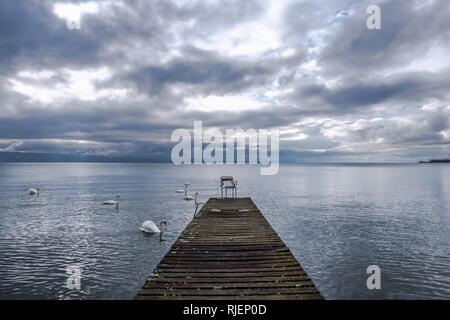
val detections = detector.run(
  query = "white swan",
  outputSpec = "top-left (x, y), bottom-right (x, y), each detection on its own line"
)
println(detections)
top-left (183, 183), bottom-right (196, 200)
top-left (29, 188), bottom-right (40, 195)
top-left (185, 192), bottom-right (201, 202)
top-left (194, 193), bottom-right (204, 216)
top-left (140, 220), bottom-right (167, 233)
top-left (176, 183), bottom-right (189, 193)
top-left (103, 195), bottom-right (120, 206)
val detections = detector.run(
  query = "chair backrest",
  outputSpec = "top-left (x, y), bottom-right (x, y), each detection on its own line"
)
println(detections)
top-left (220, 176), bottom-right (235, 186)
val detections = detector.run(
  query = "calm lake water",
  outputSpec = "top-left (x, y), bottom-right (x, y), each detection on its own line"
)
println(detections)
top-left (0, 163), bottom-right (449, 300)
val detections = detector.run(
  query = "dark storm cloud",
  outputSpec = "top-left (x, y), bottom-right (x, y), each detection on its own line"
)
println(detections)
top-left (295, 71), bottom-right (450, 111)
top-left (120, 48), bottom-right (276, 95)
top-left (0, 102), bottom-right (178, 142)
top-left (0, 0), bottom-right (113, 73)
top-left (319, 0), bottom-right (450, 76)
top-left (348, 107), bottom-right (450, 145)
top-left (2, 138), bottom-right (172, 157)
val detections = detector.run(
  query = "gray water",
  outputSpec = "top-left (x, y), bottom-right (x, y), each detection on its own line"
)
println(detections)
top-left (0, 163), bottom-right (449, 300)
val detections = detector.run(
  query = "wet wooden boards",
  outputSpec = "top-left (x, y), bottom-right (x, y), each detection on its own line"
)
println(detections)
top-left (135, 197), bottom-right (323, 300)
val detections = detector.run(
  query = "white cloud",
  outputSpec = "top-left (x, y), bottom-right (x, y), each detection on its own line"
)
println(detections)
top-left (185, 94), bottom-right (265, 112)
top-left (9, 67), bottom-right (129, 104)
top-left (192, 0), bottom-right (289, 57)
top-left (0, 141), bottom-right (23, 152)
top-left (279, 127), bottom-right (308, 141)
top-left (53, 1), bottom-right (100, 21)
top-left (17, 70), bottom-right (55, 80)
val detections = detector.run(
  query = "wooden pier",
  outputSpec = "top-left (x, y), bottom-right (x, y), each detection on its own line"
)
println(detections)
top-left (135, 197), bottom-right (323, 300)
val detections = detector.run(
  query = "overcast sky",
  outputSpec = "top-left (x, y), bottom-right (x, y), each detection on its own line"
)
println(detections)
top-left (0, 0), bottom-right (449, 162)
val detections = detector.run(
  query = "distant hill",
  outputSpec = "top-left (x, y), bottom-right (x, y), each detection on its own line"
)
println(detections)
top-left (418, 159), bottom-right (450, 163)
top-left (0, 152), bottom-right (170, 163)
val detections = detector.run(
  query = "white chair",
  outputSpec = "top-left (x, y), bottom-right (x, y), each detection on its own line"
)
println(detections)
top-left (220, 176), bottom-right (237, 198)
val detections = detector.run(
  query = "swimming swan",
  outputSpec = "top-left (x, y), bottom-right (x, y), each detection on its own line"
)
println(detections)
top-left (183, 184), bottom-right (196, 200)
top-left (176, 183), bottom-right (189, 193)
top-left (140, 220), bottom-right (167, 233)
top-left (29, 188), bottom-right (40, 195)
top-left (103, 195), bottom-right (120, 206)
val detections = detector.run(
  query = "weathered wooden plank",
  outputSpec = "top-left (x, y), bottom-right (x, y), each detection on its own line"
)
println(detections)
top-left (148, 276), bottom-right (312, 283)
top-left (135, 294), bottom-right (324, 300)
top-left (160, 256), bottom-right (295, 263)
top-left (144, 281), bottom-right (316, 289)
top-left (135, 197), bottom-right (323, 300)
top-left (152, 271), bottom-right (308, 278)
top-left (159, 257), bottom-right (299, 264)
top-left (138, 287), bottom-right (320, 296)
top-left (154, 265), bottom-right (304, 272)
top-left (164, 251), bottom-right (291, 258)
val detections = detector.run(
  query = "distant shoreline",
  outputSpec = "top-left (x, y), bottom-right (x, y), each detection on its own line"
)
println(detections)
top-left (1, 151), bottom-right (448, 165)
top-left (0, 161), bottom-right (431, 165)
top-left (418, 159), bottom-right (450, 163)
